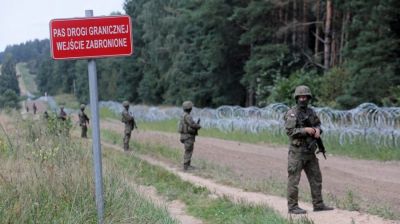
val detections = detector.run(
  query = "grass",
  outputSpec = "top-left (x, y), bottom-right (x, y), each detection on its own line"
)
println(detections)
top-left (137, 119), bottom-right (400, 161)
top-left (0, 114), bottom-right (178, 223)
top-left (16, 63), bottom-right (38, 95)
top-left (102, 144), bottom-right (312, 224)
top-left (100, 128), bottom-right (400, 221)
top-left (54, 94), bottom-right (80, 110)
top-left (101, 129), bottom-right (293, 197)
top-left (322, 135), bottom-right (400, 161)
top-left (51, 92), bottom-right (400, 161)
top-left (138, 118), bottom-right (288, 145)
top-left (99, 107), bottom-right (119, 120)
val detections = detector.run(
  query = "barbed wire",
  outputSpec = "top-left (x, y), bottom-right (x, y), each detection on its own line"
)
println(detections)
top-left (42, 97), bottom-right (400, 148)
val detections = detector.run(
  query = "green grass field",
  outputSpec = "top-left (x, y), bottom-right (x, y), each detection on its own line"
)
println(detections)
top-left (1, 112), bottom-right (315, 223)
top-left (54, 94), bottom-right (81, 110)
top-left (0, 115), bottom-right (177, 223)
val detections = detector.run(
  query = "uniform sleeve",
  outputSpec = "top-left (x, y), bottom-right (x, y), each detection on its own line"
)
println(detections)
top-left (310, 110), bottom-right (322, 133)
top-left (184, 114), bottom-right (201, 130)
top-left (284, 110), bottom-right (307, 138)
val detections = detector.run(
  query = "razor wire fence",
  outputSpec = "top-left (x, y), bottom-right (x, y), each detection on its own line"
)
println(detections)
top-left (45, 98), bottom-right (400, 148)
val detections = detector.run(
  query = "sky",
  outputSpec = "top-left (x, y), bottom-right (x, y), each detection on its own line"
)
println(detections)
top-left (0, 0), bottom-right (125, 52)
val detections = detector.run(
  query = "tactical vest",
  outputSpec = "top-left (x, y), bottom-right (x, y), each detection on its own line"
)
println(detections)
top-left (178, 114), bottom-right (188, 134)
top-left (286, 107), bottom-right (320, 152)
top-left (178, 113), bottom-right (197, 135)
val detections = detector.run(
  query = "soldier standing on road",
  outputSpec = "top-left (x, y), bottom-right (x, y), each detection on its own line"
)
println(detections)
top-left (57, 106), bottom-right (70, 136)
top-left (33, 103), bottom-right (37, 114)
top-left (178, 101), bottom-right (201, 171)
top-left (43, 111), bottom-right (49, 120)
top-left (58, 106), bottom-right (67, 121)
top-left (78, 104), bottom-right (90, 138)
top-left (284, 85), bottom-right (333, 214)
top-left (121, 101), bottom-right (137, 151)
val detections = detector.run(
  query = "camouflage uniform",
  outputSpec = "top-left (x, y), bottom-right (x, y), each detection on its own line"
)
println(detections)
top-left (43, 111), bottom-right (49, 119)
top-left (284, 85), bottom-right (333, 214)
top-left (58, 106), bottom-right (67, 121)
top-left (179, 101), bottom-right (201, 170)
top-left (57, 106), bottom-right (69, 136)
top-left (33, 103), bottom-right (37, 114)
top-left (121, 101), bottom-right (136, 151)
top-left (78, 104), bottom-right (90, 138)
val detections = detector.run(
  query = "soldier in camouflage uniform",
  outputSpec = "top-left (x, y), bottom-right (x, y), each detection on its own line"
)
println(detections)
top-left (33, 103), bottom-right (37, 114)
top-left (179, 101), bottom-right (201, 171)
top-left (121, 101), bottom-right (137, 151)
top-left (58, 106), bottom-right (67, 121)
top-left (284, 85), bottom-right (333, 214)
top-left (78, 104), bottom-right (90, 138)
top-left (43, 111), bottom-right (49, 120)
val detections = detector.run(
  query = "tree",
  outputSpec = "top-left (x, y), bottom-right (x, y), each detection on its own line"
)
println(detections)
top-left (0, 89), bottom-right (20, 109)
top-left (0, 54), bottom-right (20, 109)
top-left (0, 54), bottom-right (20, 95)
top-left (339, 0), bottom-right (400, 107)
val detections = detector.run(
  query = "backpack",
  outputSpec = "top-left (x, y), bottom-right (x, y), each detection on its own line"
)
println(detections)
top-left (178, 120), bottom-right (184, 133)
top-left (178, 114), bottom-right (187, 134)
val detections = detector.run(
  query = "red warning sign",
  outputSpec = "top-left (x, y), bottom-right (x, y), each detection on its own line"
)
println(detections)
top-left (50, 15), bottom-right (133, 59)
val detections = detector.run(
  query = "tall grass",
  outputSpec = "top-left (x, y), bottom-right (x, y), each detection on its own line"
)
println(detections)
top-left (0, 114), bottom-right (177, 223)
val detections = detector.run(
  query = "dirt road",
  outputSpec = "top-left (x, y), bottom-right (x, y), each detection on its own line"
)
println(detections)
top-left (134, 131), bottom-right (400, 211)
top-left (101, 119), bottom-right (400, 223)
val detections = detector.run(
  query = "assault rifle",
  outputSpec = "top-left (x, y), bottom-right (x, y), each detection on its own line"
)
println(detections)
top-left (308, 137), bottom-right (327, 159)
top-left (194, 118), bottom-right (200, 135)
top-left (299, 115), bottom-right (327, 159)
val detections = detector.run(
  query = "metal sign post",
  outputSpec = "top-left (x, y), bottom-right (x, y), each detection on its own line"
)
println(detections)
top-left (86, 9), bottom-right (104, 224)
top-left (49, 10), bottom-right (133, 224)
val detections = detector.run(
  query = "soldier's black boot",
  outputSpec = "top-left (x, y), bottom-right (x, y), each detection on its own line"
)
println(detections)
top-left (187, 160), bottom-right (196, 170)
top-left (124, 143), bottom-right (129, 151)
top-left (183, 162), bottom-right (189, 171)
top-left (288, 207), bottom-right (307, 214)
top-left (313, 205), bottom-right (334, 212)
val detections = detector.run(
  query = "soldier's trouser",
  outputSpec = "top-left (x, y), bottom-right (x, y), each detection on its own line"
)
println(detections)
top-left (287, 152), bottom-right (323, 209)
top-left (81, 125), bottom-right (87, 138)
top-left (123, 131), bottom-right (131, 151)
top-left (183, 138), bottom-right (195, 166)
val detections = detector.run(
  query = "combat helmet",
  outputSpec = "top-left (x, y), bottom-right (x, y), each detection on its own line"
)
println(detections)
top-left (182, 101), bottom-right (193, 110)
top-left (122, 101), bottom-right (129, 107)
top-left (293, 85), bottom-right (312, 99)
top-left (80, 104), bottom-right (86, 110)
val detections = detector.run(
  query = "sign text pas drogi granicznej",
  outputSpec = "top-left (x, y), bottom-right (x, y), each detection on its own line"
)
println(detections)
top-left (49, 15), bottom-right (133, 59)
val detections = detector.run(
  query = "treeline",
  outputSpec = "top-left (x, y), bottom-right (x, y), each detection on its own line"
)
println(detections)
top-left (0, 54), bottom-right (20, 109)
top-left (1, 0), bottom-right (400, 109)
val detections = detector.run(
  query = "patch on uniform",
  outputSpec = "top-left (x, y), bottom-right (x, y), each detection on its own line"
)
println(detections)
top-left (290, 113), bottom-right (295, 117)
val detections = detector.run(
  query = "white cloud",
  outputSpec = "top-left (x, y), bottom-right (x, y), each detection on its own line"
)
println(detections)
top-left (0, 0), bottom-right (125, 52)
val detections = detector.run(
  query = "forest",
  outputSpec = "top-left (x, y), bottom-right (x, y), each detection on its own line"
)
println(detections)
top-left (1, 0), bottom-right (399, 109)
